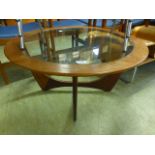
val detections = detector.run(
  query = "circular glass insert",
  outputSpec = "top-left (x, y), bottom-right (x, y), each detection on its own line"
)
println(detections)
top-left (24, 27), bottom-right (134, 64)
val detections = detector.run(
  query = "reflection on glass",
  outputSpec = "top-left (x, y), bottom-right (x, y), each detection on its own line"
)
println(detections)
top-left (24, 27), bottom-right (134, 65)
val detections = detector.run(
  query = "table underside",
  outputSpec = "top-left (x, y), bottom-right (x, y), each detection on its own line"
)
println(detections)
top-left (32, 71), bottom-right (121, 121)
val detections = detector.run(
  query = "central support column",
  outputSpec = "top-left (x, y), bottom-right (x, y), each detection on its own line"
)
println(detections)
top-left (72, 76), bottom-right (78, 121)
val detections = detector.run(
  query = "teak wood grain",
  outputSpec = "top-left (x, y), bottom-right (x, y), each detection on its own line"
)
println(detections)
top-left (4, 26), bottom-right (149, 77)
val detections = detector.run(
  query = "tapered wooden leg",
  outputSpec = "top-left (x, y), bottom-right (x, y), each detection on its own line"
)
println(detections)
top-left (0, 69), bottom-right (10, 84)
top-left (72, 35), bottom-right (74, 47)
top-left (0, 61), bottom-right (10, 84)
top-left (75, 31), bottom-right (79, 47)
top-left (72, 77), bottom-right (78, 121)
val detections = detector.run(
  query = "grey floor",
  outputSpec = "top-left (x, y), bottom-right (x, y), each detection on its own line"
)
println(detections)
top-left (0, 61), bottom-right (155, 134)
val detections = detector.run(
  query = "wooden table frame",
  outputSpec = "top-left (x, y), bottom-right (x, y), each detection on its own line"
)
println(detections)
top-left (32, 72), bottom-right (121, 121)
top-left (4, 26), bottom-right (149, 121)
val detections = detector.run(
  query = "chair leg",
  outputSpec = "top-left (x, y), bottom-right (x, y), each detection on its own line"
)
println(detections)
top-left (120, 67), bottom-right (138, 83)
top-left (130, 67), bottom-right (138, 82)
top-left (0, 61), bottom-right (10, 84)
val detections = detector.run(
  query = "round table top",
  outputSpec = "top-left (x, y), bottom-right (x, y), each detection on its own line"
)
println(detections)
top-left (4, 26), bottom-right (149, 76)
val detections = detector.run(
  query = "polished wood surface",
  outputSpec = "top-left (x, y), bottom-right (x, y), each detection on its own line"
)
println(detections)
top-left (4, 26), bottom-right (149, 121)
top-left (132, 25), bottom-right (155, 66)
top-left (132, 25), bottom-right (155, 42)
top-left (32, 71), bottom-right (121, 91)
top-left (4, 26), bottom-right (149, 77)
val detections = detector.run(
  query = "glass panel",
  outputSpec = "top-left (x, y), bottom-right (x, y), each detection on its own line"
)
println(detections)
top-left (24, 27), bottom-right (134, 65)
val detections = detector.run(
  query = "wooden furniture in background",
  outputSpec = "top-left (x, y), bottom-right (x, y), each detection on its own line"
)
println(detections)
top-left (132, 24), bottom-right (155, 65)
top-left (88, 19), bottom-right (126, 32)
top-left (2, 19), bottom-right (36, 26)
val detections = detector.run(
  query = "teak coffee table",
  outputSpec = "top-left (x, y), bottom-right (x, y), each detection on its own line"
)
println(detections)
top-left (4, 26), bottom-right (148, 121)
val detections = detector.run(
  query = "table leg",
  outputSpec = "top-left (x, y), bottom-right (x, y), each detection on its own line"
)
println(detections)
top-left (72, 35), bottom-right (75, 48)
top-left (0, 61), bottom-right (10, 84)
top-left (72, 77), bottom-right (78, 121)
top-left (32, 72), bottom-right (121, 121)
top-left (75, 31), bottom-right (79, 47)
